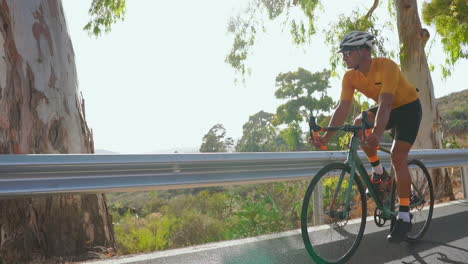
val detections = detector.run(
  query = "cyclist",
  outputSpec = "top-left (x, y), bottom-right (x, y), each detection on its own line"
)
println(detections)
top-left (312, 31), bottom-right (422, 243)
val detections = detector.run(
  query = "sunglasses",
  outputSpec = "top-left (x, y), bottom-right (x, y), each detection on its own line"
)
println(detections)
top-left (342, 49), bottom-right (355, 57)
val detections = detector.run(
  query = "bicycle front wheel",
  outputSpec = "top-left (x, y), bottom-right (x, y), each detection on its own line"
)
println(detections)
top-left (301, 163), bottom-right (367, 264)
top-left (406, 159), bottom-right (434, 242)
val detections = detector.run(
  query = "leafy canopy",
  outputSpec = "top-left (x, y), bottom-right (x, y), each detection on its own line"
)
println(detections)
top-left (273, 68), bottom-right (334, 125)
top-left (273, 68), bottom-right (335, 151)
top-left (422, 0), bottom-right (468, 77)
top-left (235, 68), bottom-right (336, 152)
top-left (235, 111), bottom-right (278, 152)
top-left (226, 0), bottom-right (396, 79)
top-left (84, 0), bottom-right (127, 36)
top-left (226, 0), bottom-right (468, 79)
top-left (200, 124), bottom-right (234, 152)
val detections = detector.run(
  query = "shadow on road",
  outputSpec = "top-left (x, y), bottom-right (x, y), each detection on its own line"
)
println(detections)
top-left (222, 206), bottom-right (468, 264)
top-left (348, 209), bottom-right (468, 264)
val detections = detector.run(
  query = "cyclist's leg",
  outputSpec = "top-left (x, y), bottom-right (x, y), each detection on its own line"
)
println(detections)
top-left (391, 140), bottom-right (412, 206)
top-left (388, 140), bottom-right (413, 242)
top-left (387, 99), bottom-right (422, 242)
top-left (390, 99), bottom-right (422, 207)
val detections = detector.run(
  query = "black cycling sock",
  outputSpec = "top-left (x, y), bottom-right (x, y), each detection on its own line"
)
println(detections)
top-left (371, 160), bottom-right (380, 167)
top-left (399, 205), bottom-right (409, 212)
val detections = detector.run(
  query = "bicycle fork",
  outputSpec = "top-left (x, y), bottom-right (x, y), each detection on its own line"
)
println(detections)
top-left (327, 168), bottom-right (353, 220)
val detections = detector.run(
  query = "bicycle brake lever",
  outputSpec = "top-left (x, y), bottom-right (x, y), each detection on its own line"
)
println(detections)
top-left (309, 116), bottom-right (327, 150)
top-left (309, 116), bottom-right (322, 132)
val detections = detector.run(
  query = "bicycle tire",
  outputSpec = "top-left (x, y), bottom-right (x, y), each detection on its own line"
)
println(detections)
top-left (389, 159), bottom-right (434, 242)
top-left (301, 163), bottom-right (367, 264)
top-left (406, 159), bottom-right (434, 242)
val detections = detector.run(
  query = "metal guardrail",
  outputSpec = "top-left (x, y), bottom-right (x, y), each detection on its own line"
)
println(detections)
top-left (0, 149), bottom-right (467, 198)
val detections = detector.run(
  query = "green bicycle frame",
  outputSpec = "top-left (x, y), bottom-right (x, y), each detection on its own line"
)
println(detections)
top-left (329, 132), bottom-right (395, 221)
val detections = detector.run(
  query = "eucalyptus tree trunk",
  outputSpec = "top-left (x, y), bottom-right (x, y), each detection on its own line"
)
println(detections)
top-left (0, 1), bottom-right (115, 263)
top-left (395, 0), bottom-right (454, 200)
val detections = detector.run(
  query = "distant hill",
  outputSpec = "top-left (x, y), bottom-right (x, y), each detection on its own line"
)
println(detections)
top-left (94, 148), bottom-right (200, 154)
top-left (437, 89), bottom-right (468, 135)
top-left (150, 147), bottom-right (199, 154)
top-left (95, 149), bottom-right (119, 154)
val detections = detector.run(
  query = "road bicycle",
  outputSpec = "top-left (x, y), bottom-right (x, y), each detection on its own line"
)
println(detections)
top-left (300, 112), bottom-right (434, 264)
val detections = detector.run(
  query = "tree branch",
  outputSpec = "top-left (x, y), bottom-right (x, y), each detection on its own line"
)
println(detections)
top-left (365, 0), bottom-right (379, 18)
top-left (420, 28), bottom-right (430, 48)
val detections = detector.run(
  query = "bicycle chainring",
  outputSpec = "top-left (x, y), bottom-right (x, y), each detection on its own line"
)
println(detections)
top-left (374, 208), bottom-right (386, 227)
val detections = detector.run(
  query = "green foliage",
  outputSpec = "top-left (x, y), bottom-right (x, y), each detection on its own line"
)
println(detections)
top-left (437, 89), bottom-right (468, 134)
top-left (443, 110), bottom-right (468, 130)
top-left (271, 68), bottom-right (335, 151)
top-left (290, 0), bottom-right (320, 43)
top-left (113, 211), bottom-right (175, 253)
top-left (199, 124), bottom-right (234, 152)
top-left (442, 135), bottom-right (462, 149)
top-left (225, 0), bottom-right (320, 78)
top-left (112, 190), bottom-right (228, 253)
top-left (84, 0), bottom-right (126, 36)
top-left (110, 182), bottom-right (308, 254)
top-left (225, 182), bottom-right (307, 238)
top-left (422, 0), bottom-right (468, 77)
top-left (278, 123), bottom-right (306, 151)
top-left (226, 0), bottom-right (402, 78)
top-left (262, 0), bottom-right (288, 20)
top-left (274, 68), bottom-right (334, 122)
top-left (321, 176), bottom-right (358, 215)
top-left (225, 25), bottom-right (256, 79)
top-left (228, 191), bottom-right (283, 237)
top-left (236, 111), bottom-right (279, 152)
top-left (235, 68), bottom-right (336, 152)
top-left (338, 132), bottom-right (352, 150)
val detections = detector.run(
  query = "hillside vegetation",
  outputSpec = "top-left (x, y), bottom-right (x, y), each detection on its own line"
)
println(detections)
top-left (107, 182), bottom-right (308, 254)
top-left (437, 89), bottom-right (468, 147)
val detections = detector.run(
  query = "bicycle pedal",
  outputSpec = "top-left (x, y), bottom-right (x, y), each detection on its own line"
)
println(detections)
top-left (327, 210), bottom-right (347, 220)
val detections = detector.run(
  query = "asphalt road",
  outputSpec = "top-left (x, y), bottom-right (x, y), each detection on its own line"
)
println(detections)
top-left (84, 200), bottom-right (468, 264)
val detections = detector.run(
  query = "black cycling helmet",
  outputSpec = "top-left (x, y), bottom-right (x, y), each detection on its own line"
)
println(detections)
top-left (338, 31), bottom-right (376, 52)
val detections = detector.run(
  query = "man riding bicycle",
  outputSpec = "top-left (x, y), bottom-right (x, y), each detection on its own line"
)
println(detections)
top-left (312, 31), bottom-right (422, 243)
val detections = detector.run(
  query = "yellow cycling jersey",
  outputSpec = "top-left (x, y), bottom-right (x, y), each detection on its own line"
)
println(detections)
top-left (340, 57), bottom-right (418, 109)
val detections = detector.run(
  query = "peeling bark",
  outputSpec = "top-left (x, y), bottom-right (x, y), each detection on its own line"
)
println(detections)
top-left (0, 1), bottom-right (114, 263)
top-left (395, 0), bottom-right (454, 200)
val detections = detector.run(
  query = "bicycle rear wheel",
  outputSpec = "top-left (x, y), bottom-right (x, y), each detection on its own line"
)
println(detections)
top-left (406, 159), bottom-right (434, 242)
top-left (390, 159), bottom-right (435, 241)
top-left (301, 163), bottom-right (367, 264)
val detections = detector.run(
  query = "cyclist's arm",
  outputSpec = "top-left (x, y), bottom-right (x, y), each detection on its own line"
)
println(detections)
top-left (323, 99), bottom-right (352, 142)
top-left (373, 93), bottom-right (393, 137)
top-left (373, 60), bottom-right (398, 137)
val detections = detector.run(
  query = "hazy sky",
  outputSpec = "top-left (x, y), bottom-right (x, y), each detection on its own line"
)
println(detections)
top-left (62, 0), bottom-right (467, 154)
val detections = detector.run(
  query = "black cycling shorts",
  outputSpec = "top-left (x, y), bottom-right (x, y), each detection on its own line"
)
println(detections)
top-left (367, 99), bottom-right (422, 144)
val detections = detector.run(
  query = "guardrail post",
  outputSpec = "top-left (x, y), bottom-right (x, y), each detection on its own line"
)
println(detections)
top-left (461, 166), bottom-right (468, 200)
top-left (312, 180), bottom-right (324, 225)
